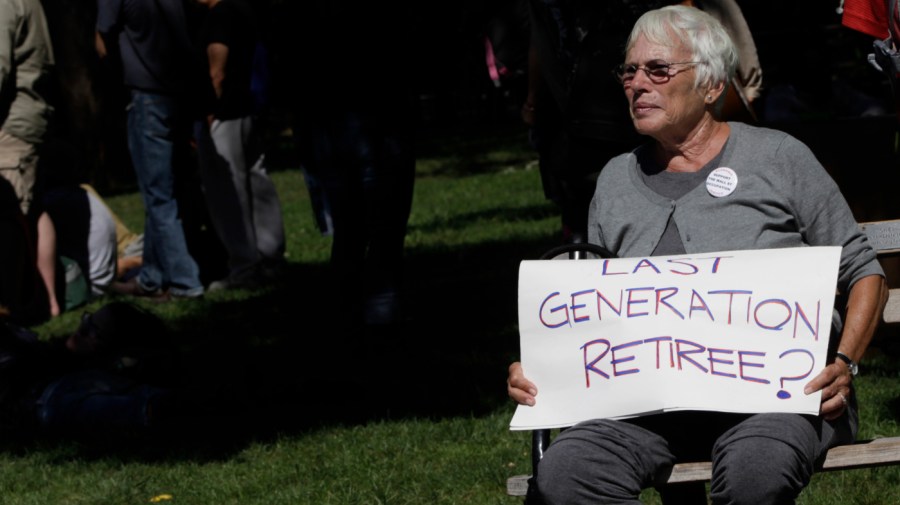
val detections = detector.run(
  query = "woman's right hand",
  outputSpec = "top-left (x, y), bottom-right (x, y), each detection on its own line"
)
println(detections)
top-left (507, 361), bottom-right (538, 406)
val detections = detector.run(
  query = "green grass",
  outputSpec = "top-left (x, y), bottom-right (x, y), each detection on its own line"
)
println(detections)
top-left (11, 123), bottom-right (900, 504)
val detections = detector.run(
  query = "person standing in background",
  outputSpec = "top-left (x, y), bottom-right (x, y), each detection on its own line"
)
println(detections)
top-left (521, 0), bottom-right (678, 244)
top-left (841, 0), bottom-right (900, 119)
top-left (0, 0), bottom-right (59, 318)
top-left (193, 0), bottom-right (286, 291)
top-left (95, 0), bottom-right (205, 300)
top-left (291, 1), bottom-right (417, 331)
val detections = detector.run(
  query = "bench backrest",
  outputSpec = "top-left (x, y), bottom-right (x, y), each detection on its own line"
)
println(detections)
top-left (859, 220), bottom-right (900, 323)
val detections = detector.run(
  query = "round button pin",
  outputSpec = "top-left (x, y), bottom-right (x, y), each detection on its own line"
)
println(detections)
top-left (706, 167), bottom-right (737, 197)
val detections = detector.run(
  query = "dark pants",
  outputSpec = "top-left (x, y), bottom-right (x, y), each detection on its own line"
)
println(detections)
top-left (298, 108), bottom-right (415, 327)
top-left (535, 407), bottom-right (856, 505)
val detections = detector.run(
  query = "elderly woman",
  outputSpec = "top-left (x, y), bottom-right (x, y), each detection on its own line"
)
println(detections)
top-left (507, 5), bottom-right (888, 504)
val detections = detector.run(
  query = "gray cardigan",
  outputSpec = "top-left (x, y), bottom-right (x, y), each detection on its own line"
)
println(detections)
top-left (587, 121), bottom-right (883, 294)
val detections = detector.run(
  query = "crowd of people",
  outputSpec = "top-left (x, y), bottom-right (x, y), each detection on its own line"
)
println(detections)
top-left (0, 0), bottom-right (419, 438)
top-left (4, 0), bottom-right (886, 327)
top-left (0, 0), bottom-right (417, 332)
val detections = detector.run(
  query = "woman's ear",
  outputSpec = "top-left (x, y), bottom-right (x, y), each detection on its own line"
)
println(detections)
top-left (705, 80), bottom-right (727, 105)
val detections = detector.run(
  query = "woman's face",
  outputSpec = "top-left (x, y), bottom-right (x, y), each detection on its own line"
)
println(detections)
top-left (622, 35), bottom-right (709, 142)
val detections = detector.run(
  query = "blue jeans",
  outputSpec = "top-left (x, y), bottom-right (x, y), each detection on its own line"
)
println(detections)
top-left (126, 90), bottom-right (203, 296)
top-left (35, 370), bottom-right (167, 432)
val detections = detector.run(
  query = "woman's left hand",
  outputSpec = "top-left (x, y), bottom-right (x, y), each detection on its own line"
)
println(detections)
top-left (804, 361), bottom-right (853, 421)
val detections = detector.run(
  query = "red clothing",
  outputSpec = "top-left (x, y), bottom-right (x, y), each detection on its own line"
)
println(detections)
top-left (842, 0), bottom-right (890, 39)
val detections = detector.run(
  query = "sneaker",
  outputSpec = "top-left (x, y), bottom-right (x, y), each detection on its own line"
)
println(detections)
top-left (168, 287), bottom-right (204, 300)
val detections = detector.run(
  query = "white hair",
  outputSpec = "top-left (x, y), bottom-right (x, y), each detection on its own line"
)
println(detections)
top-left (626, 5), bottom-right (738, 91)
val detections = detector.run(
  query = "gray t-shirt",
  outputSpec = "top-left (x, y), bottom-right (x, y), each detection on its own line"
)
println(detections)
top-left (96, 0), bottom-right (194, 94)
top-left (638, 146), bottom-right (725, 255)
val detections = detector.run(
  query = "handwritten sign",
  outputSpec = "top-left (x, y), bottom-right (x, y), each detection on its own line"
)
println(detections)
top-left (510, 247), bottom-right (841, 430)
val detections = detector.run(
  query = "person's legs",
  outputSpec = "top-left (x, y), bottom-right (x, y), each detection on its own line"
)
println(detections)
top-left (243, 117), bottom-right (285, 267)
top-left (302, 109), bottom-right (413, 327)
top-left (535, 419), bottom-right (677, 505)
top-left (36, 211), bottom-right (59, 316)
top-left (361, 119), bottom-right (414, 325)
top-left (293, 118), bottom-right (333, 236)
top-left (197, 118), bottom-right (259, 279)
top-left (316, 112), bottom-right (371, 325)
top-left (126, 90), bottom-right (203, 297)
top-left (709, 413), bottom-right (824, 505)
top-left (35, 369), bottom-right (169, 433)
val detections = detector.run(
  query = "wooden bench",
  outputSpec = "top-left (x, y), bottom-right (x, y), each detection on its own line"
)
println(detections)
top-left (859, 220), bottom-right (900, 324)
top-left (507, 220), bottom-right (900, 498)
top-left (507, 437), bottom-right (900, 495)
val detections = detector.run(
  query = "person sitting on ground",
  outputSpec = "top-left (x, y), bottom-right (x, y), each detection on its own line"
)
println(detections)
top-left (81, 183), bottom-right (144, 281)
top-left (43, 183), bottom-right (145, 299)
top-left (506, 6), bottom-right (887, 504)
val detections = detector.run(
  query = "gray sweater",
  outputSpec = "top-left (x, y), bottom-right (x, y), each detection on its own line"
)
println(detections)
top-left (587, 121), bottom-right (883, 294)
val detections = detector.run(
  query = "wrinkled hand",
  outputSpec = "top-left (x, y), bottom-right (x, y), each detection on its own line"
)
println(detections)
top-left (508, 361), bottom-right (538, 406)
top-left (804, 361), bottom-right (853, 421)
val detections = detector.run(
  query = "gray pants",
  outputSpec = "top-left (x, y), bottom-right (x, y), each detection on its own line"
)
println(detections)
top-left (196, 116), bottom-right (285, 277)
top-left (535, 406), bottom-right (857, 505)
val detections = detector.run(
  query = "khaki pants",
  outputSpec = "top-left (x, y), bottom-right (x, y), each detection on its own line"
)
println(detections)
top-left (0, 129), bottom-right (39, 216)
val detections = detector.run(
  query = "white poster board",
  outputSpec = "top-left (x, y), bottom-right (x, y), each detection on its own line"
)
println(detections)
top-left (510, 247), bottom-right (840, 431)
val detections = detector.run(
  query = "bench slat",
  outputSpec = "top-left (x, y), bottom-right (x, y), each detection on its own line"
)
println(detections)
top-left (822, 437), bottom-right (900, 470)
top-left (665, 462), bottom-right (712, 484)
top-left (883, 288), bottom-right (900, 324)
top-left (858, 221), bottom-right (900, 324)
top-left (860, 220), bottom-right (900, 254)
top-left (507, 436), bottom-right (900, 496)
top-left (665, 438), bottom-right (900, 483)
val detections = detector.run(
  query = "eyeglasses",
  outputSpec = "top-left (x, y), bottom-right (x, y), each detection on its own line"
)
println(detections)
top-left (613, 60), bottom-right (704, 84)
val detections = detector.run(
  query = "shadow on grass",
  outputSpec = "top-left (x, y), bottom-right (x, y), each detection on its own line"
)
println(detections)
top-left (0, 232), bottom-right (563, 463)
top-left (213, 234), bottom-right (560, 432)
top-left (16, 115), bottom-right (900, 464)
